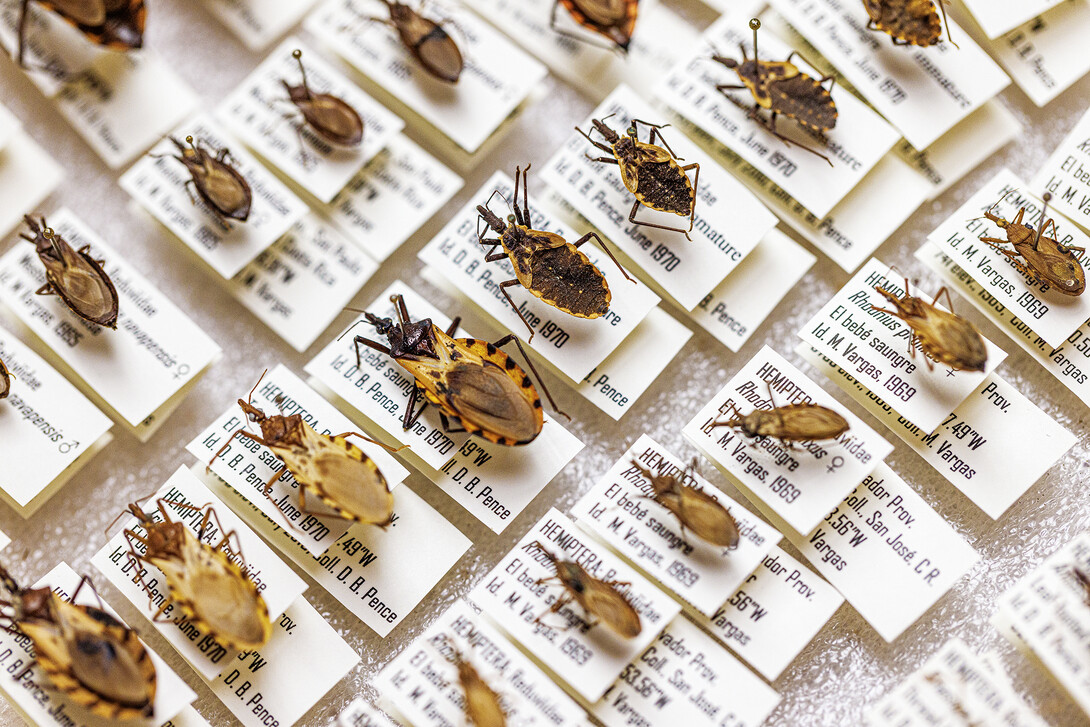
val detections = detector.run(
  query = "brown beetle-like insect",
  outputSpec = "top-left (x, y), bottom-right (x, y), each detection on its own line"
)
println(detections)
top-left (211, 372), bottom-right (399, 528)
top-left (117, 498), bottom-right (272, 651)
top-left (872, 277), bottom-right (987, 372)
top-left (979, 191), bottom-right (1086, 297)
top-left (476, 164), bottom-right (634, 340)
top-left (711, 386), bottom-right (850, 445)
top-left (437, 636), bottom-right (507, 727)
top-left (629, 458), bottom-right (740, 548)
top-left (342, 295), bottom-right (567, 446)
top-left (862, 0), bottom-right (956, 48)
top-left (0, 356), bottom-right (10, 400)
top-left (363, 0), bottom-right (464, 83)
top-left (1071, 567), bottom-right (1090, 607)
top-left (0, 564), bottom-right (157, 719)
top-left (578, 116), bottom-right (699, 239)
top-left (283, 49), bottom-right (364, 149)
top-left (712, 18), bottom-right (837, 165)
top-left (156, 135), bottom-right (252, 225)
top-left (531, 543), bottom-right (641, 638)
top-left (7, 0), bottom-right (145, 68)
top-left (21, 215), bottom-right (119, 329)
top-left (549, 0), bottom-right (639, 52)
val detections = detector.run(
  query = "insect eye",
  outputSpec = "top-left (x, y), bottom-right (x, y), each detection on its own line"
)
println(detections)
top-left (506, 214), bottom-right (515, 224)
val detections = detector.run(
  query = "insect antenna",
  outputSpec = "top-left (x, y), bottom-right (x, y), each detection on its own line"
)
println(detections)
top-left (291, 49), bottom-right (313, 99)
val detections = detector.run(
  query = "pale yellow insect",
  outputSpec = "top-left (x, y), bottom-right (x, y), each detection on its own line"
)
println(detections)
top-left (532, 543), bottom-right (642, 638)
top-left (630, 458), bottom-right (740, 548)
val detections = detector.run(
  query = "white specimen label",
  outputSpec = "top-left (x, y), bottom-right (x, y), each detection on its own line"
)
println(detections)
top-left (219, 38), bottom-right (404, 203)
top-left (338, 700), bottom-right (399, 727)
top-left (1033, 105), bottom-right (1090, 232)
top-left (187, 364), bottom-right (409, 556)
top-left (656, 14), bottom-right (899, 218)
top-left (962, 0), bottom-right (1067, 39)
top-left (542, 84), bottom-right (777, 310)
top-left (201, 0), bottom-right (320, 50)
top-left (120, 114), bottom-right (308, 279)
top-left (0, 131), bottom-right (63, 240)
top-left (309, 0), bottom-right (547, 153)
top-left (0, 3), bottom-right (103, 97)
top-left (799, 258), bottom-right (1006, 432)
top-left (684, 345), bottom-right (892, 535)
top-left (572, 434), bottom-right (781, 616)
top-left (92, 467), bottom-right (306, 680)
top-left (470, 509), bottom-right (682, 702)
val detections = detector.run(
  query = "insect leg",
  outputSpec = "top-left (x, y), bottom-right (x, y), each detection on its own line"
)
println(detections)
top-left (585, 154), bottom-right (619, 165)
top-left (635, 121), bottom-right (684, 162)
top-left (572, 231), bottom-right (635, 282)
top-left (682, 161), bottom-right (700, 235)
top-left (627, 199), bottom-right (694, 239)
top-left (492, 333), bottom-right (571, 420)
top-left (351, 335), bottom-right (393, 368)
top-left (439, 412), bottom-right (467, 433)
top-left (932, 286), bottom-right (957, 312)
top-left (1036, 216), bottom-right (1060, 252)
top-left (33, 282), bottom-right (56, 297)
top-left (499, 279), bottom-right (537, 341)
top-left (520, 163), bottom-right (531, 226)
top-left (936, 0), bottom-right (958, 49)
top-left (784, 50), bottom-right (838, 93)
top-left (209, 427), bottom-right (266, 473)
top-left (15, 0), bottom-right (29, 68)
top-left (69, 574), bottom-right (107, 611)
top-left (762, 111), bottom-right (834, 166)
top-left (335, 430), bottom-right (408, 453)
top-left (979, 240), bottom-right (1040, 282)
top-left (575, 125), bottom-right (615, 155)
top-left (445, 317), bottom-right (462, 336)
top-left (403, 383), bottom-right (431, 429)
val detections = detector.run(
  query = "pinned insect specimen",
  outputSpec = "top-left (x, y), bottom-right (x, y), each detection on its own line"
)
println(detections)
top-left (872, 277), bottom-right (987, 372)
top-left (476, 165), bottom-right (634, 340)
top-left (578, 115), bottom-right (699, 239)
top-left (550, 0), bottom-right (639, 52)
top-left (362, 0), bottom-right (464, 83)
top-left (21, 215), bottom-right (119, 329)
top-left (712, 18), bottom-right (838, 165)
top-left (711, 386), bottom-right (850, 445)
top-left (0, 357), bottom-right (10, 400)
top-left (862, 0), bottom-right (956, 48)
top-left (0, 564), bottom-right (156, 719)
top-left (630, 458), bottom-right (739, 548)
top-left (117, 498), bottom-right (271, 651)
top-left (439, 636), bottom-right (506, 727)
top-left (980, 191), bottom-right (1086, 296)
top-left (211, 372), bottom-right (399, 528)
top-left (342, 294), bottom-right (567, 446)
top-left (7, 0), bottom-right (145, 68)
top-left (1070, 567), bottom-right (1090, 607)
top-left (155, 136), bottom-right (252, 225)
top-left (283, 49), bottom-right (364, 150)
top-left (531, 543), bottom-right (641, 638)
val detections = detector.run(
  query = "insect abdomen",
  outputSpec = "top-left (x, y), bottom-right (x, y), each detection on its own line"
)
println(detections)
top-left (528, 246), bottom-right (610, 318)
top-left (769, 76), bottom-right (837, 131)
top-left (634, 161), bottom-right (693, 216)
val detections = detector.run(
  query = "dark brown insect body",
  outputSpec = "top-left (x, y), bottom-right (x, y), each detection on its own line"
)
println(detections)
top-left (476, 165), bottom-right (634, 340)
top-left (158, 135), bottom-right (252, 224)
top-left (10, 0), bottom-right (145, 68)
top-left (550, 0), bottom-right (638, 52)
top-left (713, 394), bottom-right (850, 444)
top-left (630, 459), bottom-right (739, 548)
top-left (872, 278), bottom-right (987, 372)
top-left (284, 49), bottom-right (363, 147)
top-left (980, 192), bottom-right (1086, 296)
top-left (439, 638), bottom-right (506, 727)
top-left (578, 117), bottom-right (699, 239)
top-left (21, 216), bottom-right (119, 329)
top-left (712, 19), bottom-right (837, 165)
top-left (1071, 568), bottom-right (1090, 607)
top-left (0, 564), bottom-right (157, 720)
top-left (345, 295), bottom-right (567, 446)
top-left (212, 374), bottom-right (396, 528)
top-left (862, 0), bottom-right (954, 48)
top-left (0, 356), bottom-right (10, 400)
top-left (370, 0), bottom-right (464, 83)
top-left (532, 543), bottom-right (641, 638)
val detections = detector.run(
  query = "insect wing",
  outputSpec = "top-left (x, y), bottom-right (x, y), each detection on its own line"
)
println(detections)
top-left (461, 667), bottom-right (507, 727)
top-left (559, 0), bottom-right (639, 49)
top-left (42, 239), bottom-right (119, 328)
top-left (1022, 243), bottom-right (1086, 296)
top-left (917, 307), bottom-right (987, 371)
top-left (777, 405), bottom-right (850, 441)
top-left (298, 93), bottom-right (364, 147)
top-left (0, 358), bottom-right (10, 399)
top-left (449, 339), bottom-right (543, 445)
top-left (582, 580), bottom-right (642, 638)
top-left (41, 0), bottom-right (104, 25)
top-left (198, 159), bottom-right (253, 221)
top-left (769, 74), bottom-right (837, 131)
top-left (669, 487), bottom-right (740, 548)
top-left (396, 11), bottom-right (463, 83)
top-left (299, 427), bottom-right (394, 525)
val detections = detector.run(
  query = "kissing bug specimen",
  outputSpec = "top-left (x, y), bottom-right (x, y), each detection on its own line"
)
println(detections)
top-left (211, 371), bottom-right (400, 529)
top-left (0, 564), bottom-right (156, 719)
top-left (283, 49), bottom-right (364, 149)
top-left (862, 0), bottom-right (956, 48)
top-left (7, 0), bottom-right (145, 68)
top-left (577, 115), bottom-right (699, 239)
top-left (343, 294), bottom-right (568, 446)
top-left (0, 356), bottom-right (10, 400)
top-left (476, 164), bottom-right (635, 341)
top-left (629, 458), bottom-right (739, 549)
top-left (711, 384), bottom-right (850, 445)
top-left (979, 192), bottom-right (1086, 297)
top-left (872, 277), bottom-right (987, 372)
top-left (437, 636), bottom-right (506, 727)
top-left (116, 498), bottom-right (272, 651)
top-left (712, 18), bottom-right (838, 166)
top-left (550, 0), bottom-right (639, 52)
top-left (21, 215), bottom-right (119, 329)
top-left (363, 0), bottom-right (464, 83)
top-left (531, 542), bottom-right (641, 638)
top-left (156, 135), bottom-right (252, 225)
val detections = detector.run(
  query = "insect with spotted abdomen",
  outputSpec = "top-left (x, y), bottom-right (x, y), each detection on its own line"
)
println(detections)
top-left (629, 457), bottom-right (740, 549)
top-left (341, 294), bottom-right (568, 446)
top-left (21, 215), bottom-right (119, 330)
top-left (530, 542), bottom-right (641, 638)
top-left (114, 498), bottom-right (272, 651)
top-left (862, 0), bottom-right (956, 48)
top-left (711, 383), bottom-right (850, 445)
top-left (210, 371), bottom-right (402, 529)
top-left (4, 0), bottom-right (145, 68)
top-left (577, 115), bottom-right (699, 239)
top-left (872, 277), bottom-right (987, 372)
top-left (476, 164), bottom-right (635, 341)
top-left (979, 191), bottom-right (1086, 297)
top-left (550, 0), bottom-right (639, 52)
top-left (154, 135), bottom-right (252, 226)
top-left (712, 18), bottom-right (837, 165)
top-left (281, 48), bottom-right (364, 163)
top-left (0, 563), bottom-right (157, 720)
